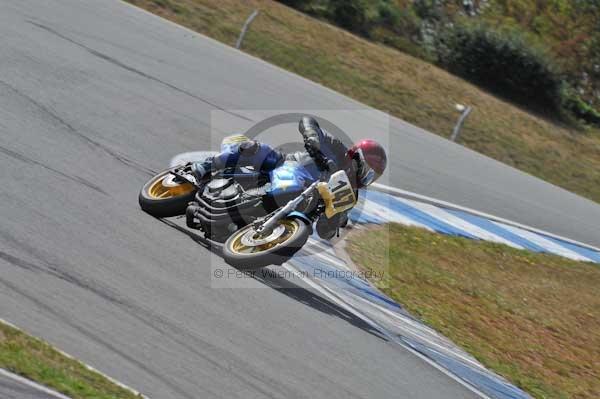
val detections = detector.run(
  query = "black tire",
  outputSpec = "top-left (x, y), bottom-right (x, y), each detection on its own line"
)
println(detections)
top-left (139, 168), bottom-right (197, 217)
top-left (222, 218), bottom-right (311, 270)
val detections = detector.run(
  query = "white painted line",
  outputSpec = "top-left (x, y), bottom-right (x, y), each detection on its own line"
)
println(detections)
top-left (306, 238), bottom-right (338, 257)
top-left (399, 198), bottom-right (524, 249)
top-left (0, 318), bottom-right (150, 399)
top-left (304, 250), bottom-right (485, 370)
top-left (53, 347), bottom-right (150, 399)
top-left (373, 183), bottom-right (600, 253)
top-left (0, 368), bottom-right (71, 399)
top-left (125, 0), bottom-right (598, 256)
top-left (359, 198), bottom-right (433, 230)
top-left (315, 253), bottom-right (352, 272)
top-left (344, 291), bottom-right (485, 370)
top-left (492, 222), bottom-right (594, 262)
top-left (42, 3), bottom-right (535, 397)
top-left (313, 251), bottom-right (351, 271)
top-left (296, 248), bottom-right (352, 271)
top-left (282, 264), bottom-right (493, 399)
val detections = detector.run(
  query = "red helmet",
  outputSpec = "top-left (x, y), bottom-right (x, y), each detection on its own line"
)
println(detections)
top-left (347, 139), bottom-right (387, 187)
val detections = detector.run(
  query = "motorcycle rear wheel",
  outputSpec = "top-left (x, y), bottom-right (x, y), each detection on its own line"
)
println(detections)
top-left (223, 218), bottom-right (311, 269)
top-left (139, 168), bottom-right (196, 217)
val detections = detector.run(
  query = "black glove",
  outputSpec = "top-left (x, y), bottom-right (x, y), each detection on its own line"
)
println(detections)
top-left (304, 136), bottom-right (320, 154)
top-left (299, 116), bottom-right (322, 153)
top-left (298, 116), bottom-right (334, 172)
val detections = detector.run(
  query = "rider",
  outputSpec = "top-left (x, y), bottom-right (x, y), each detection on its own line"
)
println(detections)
top-left (191, 116), bottom-right (387, 238)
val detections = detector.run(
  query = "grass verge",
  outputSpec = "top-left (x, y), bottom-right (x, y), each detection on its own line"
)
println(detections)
top-left (346, 223), bottom-right (600, 399)
top-left (125, 0), bottom-right (600, 203)
top-left (0, 321), bottom-right (141, 399)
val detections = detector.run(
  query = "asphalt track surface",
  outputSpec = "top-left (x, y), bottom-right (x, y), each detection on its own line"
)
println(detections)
top-left (0, 373), bottom-right (57, 399)
top-left (0, 1), bottom-right (597, 398)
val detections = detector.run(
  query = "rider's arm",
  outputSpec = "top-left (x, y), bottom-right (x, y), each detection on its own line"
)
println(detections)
top-left (299, 117), bottom-right (358, 191)
top-left (298, 116), bottom-right (323, 153)
top-left (321, 130), bottom-right (350, 169)
top-left (195, 141), bottom-right (284, 176)
top-left (299, 116), bottom-right (350, 160)
top-left (190, 149), bottom-right (235, 181)
top-left (298, 117), bottom-right (337, 172)
top-left (246, 143), bottom-right (284, 172)
top-left (191, 155), bottom-right (219, 182)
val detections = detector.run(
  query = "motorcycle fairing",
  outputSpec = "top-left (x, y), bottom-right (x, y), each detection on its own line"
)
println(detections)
top-left (287, 210), bottom-right (312, 225)
top-left (268, 161), bottom-right (315, 197)
top-left (317, 170), bottom-right (356, 218)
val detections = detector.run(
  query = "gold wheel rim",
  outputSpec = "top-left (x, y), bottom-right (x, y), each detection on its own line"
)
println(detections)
top-left (147, 173), bottom-right (194, 199)
top-left (229, 220), bottom-right (300, 255)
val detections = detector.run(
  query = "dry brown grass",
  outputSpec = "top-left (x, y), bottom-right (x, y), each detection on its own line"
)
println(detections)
top-left (125, 0), bottom-right (600, 202)
top-left (347, 223), bottom-right (600, 399)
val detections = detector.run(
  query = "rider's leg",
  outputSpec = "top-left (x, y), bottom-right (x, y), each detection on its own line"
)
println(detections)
top-left (191, 159), bottom-right (213, 182)
top-left (315, 210), bottom-right (349, 240)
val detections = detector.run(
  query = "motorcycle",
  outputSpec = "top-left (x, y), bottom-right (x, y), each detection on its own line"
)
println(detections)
top-left (139, 135), bottom-right (356, 269)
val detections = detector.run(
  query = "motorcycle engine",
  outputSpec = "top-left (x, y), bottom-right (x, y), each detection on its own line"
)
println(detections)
top-left (204, 178), bottom-right (242, 203)
top-left (187, 178), bottom-right (267, 242)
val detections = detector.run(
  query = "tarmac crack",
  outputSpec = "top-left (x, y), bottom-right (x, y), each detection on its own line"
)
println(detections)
top-left (0, 277), bottom-right (196, 399)
top-left (0, 79), bottom-right (155, 176)
top-left (0, 237), bottom-right (305, 399)
top-left (0, 145), bottom-right (108, 195)
top-left (26, 20), bottom-right (253, 122)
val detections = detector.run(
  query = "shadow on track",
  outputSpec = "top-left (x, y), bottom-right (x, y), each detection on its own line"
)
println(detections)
top-left (157, 217), bottom-right (387, 342)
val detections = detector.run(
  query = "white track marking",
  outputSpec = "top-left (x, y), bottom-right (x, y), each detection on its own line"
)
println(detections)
top-left (0, 368), bottom-right (72, 399)
top-left (168, 151), bottom-right (599, 256)
top-left (282, 264), bottom-right (494, 399)
top-left (359, 198), bottom-right (432, 230)
top-left (399, 198), bottom-right (524, 249)
top-left (297, 243), bottom-right (351, 271)
top-left (313, 251), bottom-right (351, 270)
top-left (0, 318), bottom-right (150, 399)
top-left (492, 222), bottom-right (593, 262)
top-left (306, 238), bottom-right (338, 257)
top-left (343, 291), bottom-right (485, 370)
top-left (373, 183), bottom-right (600, 252)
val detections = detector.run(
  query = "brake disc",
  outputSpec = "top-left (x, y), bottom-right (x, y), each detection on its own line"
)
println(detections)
top-left (240, 224), bottom-right (287, 247)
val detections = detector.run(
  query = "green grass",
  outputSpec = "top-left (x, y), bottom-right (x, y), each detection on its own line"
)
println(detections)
top-left (125, 0), bottom-right (600, 204)
top-left (346, 223), bottom-right (600, 399)
top-left (0, 321), bottom-right (141, 399)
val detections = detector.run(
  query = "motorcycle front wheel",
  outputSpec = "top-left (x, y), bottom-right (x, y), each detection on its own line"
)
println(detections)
top-left (139, 168), bottom-right (197, 217)
top-left (223, 218), bottom-right (311, 269)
